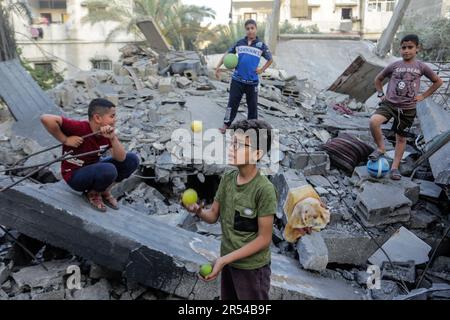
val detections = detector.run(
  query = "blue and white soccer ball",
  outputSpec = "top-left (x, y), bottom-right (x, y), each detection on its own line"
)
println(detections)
top-left (367, 157), bottom-right (390, 178)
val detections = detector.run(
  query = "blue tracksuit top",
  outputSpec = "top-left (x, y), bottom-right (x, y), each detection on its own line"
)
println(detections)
top-left (228, 36), bottom-right (272, 85)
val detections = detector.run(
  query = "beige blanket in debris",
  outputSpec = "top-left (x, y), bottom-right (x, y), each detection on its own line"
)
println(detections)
top-left (283, 196), bottom-right (330, 243)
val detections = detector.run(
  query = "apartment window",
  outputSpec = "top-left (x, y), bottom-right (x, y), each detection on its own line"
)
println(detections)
top-left (243, 12), bottom-right (257, 21)
top-left (386, 1), bottom-right (395, 11)
top-left (39, 1), bottom-right (67, 9)
top-left (341, 8), bottom-right (352, 20)
top-left (92, 59), bottom-right (112, 71)
top-left (299, 7), bottom-right (313, 20)
top-left (368, 0), bottom-right (396, 12)
top-left (34, 62), bottom-right (53, 74)
top-left (40, 13), bottom-right (52, 23)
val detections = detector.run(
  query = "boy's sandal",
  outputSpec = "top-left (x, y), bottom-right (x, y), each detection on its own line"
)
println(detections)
top-left (102, 192), bottom-right (119, 210)
top-left (368, 149), bottom-right (385, 161)
top-left (390, 169), bottom-right (402, 181)
top-left (83, 191), bottom-right (107, 212)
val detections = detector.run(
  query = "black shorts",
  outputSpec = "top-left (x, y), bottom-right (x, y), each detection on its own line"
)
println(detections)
top-left (221, 264), bottom-right (271, 300)
top-left (374, 102), bottom-right (416, 137)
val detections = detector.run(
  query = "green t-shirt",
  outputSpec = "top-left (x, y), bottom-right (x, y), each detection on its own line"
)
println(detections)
top-left (214, 169), bottom-right (277, 270)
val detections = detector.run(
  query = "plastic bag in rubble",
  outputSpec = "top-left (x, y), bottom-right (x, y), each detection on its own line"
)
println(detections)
top-left (283, 185), bottom-right (330, 243)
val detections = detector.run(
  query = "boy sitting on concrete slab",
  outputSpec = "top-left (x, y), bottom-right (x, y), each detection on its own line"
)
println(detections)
top-left (41, 98), bottom-right (139, 212)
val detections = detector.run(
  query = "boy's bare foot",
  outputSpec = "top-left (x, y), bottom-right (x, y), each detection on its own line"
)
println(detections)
top-left (102, 191), bottom-right (119, 210)
top-left (83, 191), bottom-right (107, 212)
top-left (368, 149), bottom-right (385, 161)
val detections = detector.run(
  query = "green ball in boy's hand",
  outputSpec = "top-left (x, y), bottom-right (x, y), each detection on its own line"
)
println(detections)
top-left (199, 263), bottom-right (213, 278)
top-left (182, 188), bottom-right (198, 207)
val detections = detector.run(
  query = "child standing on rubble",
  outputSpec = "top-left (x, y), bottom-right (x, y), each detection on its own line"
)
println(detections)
top-left (40, 98), bottom-right (140, 212)
top-left (215, 19), bottom-right (274, 134)
top-left (369, 34), bottom-right (443, 180)
top-left (184, 119), bottom-right (277, 300)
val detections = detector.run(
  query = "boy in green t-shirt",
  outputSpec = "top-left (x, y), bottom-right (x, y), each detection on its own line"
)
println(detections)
top-left (185, 119), bottom-right (277, 300)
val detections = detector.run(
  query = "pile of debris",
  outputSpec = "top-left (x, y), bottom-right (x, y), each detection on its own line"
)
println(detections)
top-left (0, 40), bottom-right (449, 300)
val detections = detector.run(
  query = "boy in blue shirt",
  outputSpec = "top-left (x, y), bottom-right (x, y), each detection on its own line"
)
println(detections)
top-left (215, 19), bottom-right (274, 134)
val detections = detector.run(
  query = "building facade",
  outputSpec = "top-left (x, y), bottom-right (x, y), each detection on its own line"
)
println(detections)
top-left (231, 0), bottom-right (400, 39)
top-left (12, 0), bottom-right (138, 78)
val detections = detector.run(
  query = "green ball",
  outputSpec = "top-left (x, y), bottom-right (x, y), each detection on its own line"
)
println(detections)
top-left (182, 189), bottom-right (198, 207)
top-left (199, 263), bottom-right (213, 277)
top-left (224, 53), bottom-right (238, 69)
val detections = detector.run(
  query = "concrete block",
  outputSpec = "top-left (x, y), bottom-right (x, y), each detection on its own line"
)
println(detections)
top-left (11, 260), bottom-right (75, 290)
top-left (414, 179), bottom-right (442, 199)
top-left (297, 232), bottom-right (328, 271)
top-left (290, 151), bottom-right (330, 176)
top-left (271, 170), bottom-right (309, 220)
top-left (321, 227), bottom-right (378, 265)
top-left (369, 227), bottom-right (432, 266)
top-left (176, 76), bottom-right (192, 89)
top-left (158, 77), bottom-right (174, 94)
top-left (352, 166), bottom-right (420, 204)
top-left (355, 182), bottom-right (412, 227)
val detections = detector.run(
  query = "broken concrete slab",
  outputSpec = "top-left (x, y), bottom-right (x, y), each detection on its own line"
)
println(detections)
top-left (328, 55), bottom-right (387, 102)
top-left (11, 259), bottom-right (75, 290)
top-left (416, 99), bottom-right (450, 185)
top-left (297, 232), bottom-right (328, 271)
top-left (355, 182), bottom-right (412, 227)
top-left (290, 151), bottom-right (330, 176)
top-left (369, 227), bottom-right (432, 266)
top-left (321, 227), bottom-right (379, 266)
top-left (381, 260), bottom-right (415, 284)
top-left (136, 18), bottom-right (171, 53)
top-left (394, 283), bottom-right (450, 300)
top-left (408, 210), bottom-right (438, 230)
top-left (89, 263), bottom-right (121, 280)
top-left (158, 77), bottom-right (174, 94)
top-left (0, 262), bottom-right (9, 284)
top-left (176, 76), bottom-right (192, 89)
top-left (71, 279), bottom-right (111, 300)
top-left (307, 175), bottom-right (333, 188)
top-left (0, 180), bottom-right (364, 300)
top-left (31, 288), bottom-right (65, 300)
top-left (414, 179), bottom-right (443, 199)
top-left (351, 166), bottom-right (420, 204)
top-left (371, 280), bottom-right (399, 300)
top-left (0, 59), bottom-right (62, 146)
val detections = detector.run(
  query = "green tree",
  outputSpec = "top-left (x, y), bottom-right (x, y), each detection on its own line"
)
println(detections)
top-left (81, 0), bottom-right (215, 51)
top-left (279, 20), bottom-right (319, 34)
top-left (200, 20), bottom-right (266, 55)
top-left (396, 17), bottom-right (450, 61)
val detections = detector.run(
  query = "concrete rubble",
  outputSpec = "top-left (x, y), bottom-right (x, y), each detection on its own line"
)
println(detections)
top-left (0, 40), bottom-right (448, 300)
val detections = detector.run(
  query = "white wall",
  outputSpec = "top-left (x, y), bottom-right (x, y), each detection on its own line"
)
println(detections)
top-left (232, 0), bottom-right (395, 36)
top-left (12, 0), bottom-right (138, 79)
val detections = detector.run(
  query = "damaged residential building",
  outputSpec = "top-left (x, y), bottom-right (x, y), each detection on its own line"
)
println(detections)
top-left (0, 2), bottom-right (449, 301)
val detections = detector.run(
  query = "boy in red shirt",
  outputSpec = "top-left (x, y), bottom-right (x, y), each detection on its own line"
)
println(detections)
top-left (41, 98), bottom-right (139, 212)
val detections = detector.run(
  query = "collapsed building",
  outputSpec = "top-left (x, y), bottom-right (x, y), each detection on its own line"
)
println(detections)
top-left (0, 20), bottom-right (449, 301)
